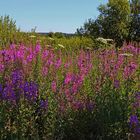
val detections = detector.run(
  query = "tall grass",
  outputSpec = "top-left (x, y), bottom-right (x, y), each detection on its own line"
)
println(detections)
top-left (0, 41), bottom-right (139, 139)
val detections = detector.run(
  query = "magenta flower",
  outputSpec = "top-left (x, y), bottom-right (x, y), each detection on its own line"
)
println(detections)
top-left (42, 67), bottom-right (48, 76)
top-left (35, 44), bottom-right (41, 53)
top-left (55, 58), bottom-right (61, 69)
top-left (73, 101), bottom-right (84, 110)
top-left (16, 50), bottom-right (25, 59)
top-left (72, 84), bottom-right (78, 93)
top-left (42, 50), bottom-right (49, 59)
top-left (64, 73), bottom-right (73, 85)
top-left (123, 62), bottom-right (137, 78)
top-left (51, 81), bottom-right (57, 92)
top-left (0, 64), bottom-right (4, 72)
top-left (27, 54), bottom-right (33, 62)
top-left (10, 44), bottom-right (16, 49)
top-left (114, 80), bottom-right (120, 89)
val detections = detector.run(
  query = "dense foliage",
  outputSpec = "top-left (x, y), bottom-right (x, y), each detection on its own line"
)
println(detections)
top-left (0, 2), bottom-right (139, 139)
top-left (0, 15), bottom-right (19, 47)
top-left (77, 0), bottom-right (140, 45)
top-left (128, 0), bottom-right (140, 41)
top-left (0, 15), bottom-right (39, 48)
top-left (0, 41), bottom-right (139, 139)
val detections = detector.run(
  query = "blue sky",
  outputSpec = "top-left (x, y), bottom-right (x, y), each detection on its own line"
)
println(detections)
top-left (0, 0), bottom-right (108, 33)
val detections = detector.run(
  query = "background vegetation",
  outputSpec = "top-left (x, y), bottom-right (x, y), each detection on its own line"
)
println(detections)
top-left (77, 0), bottom-right (140, 46)
top-left (0, 0), bottom-right (139, 140)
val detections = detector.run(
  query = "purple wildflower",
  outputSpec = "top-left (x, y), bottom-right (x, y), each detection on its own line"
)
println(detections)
top-left (35, 44), bottom-right (41, 54)
top-left (129, 115), bottom-right (139, 126)
top-left (64, 73), bottom-right (74, 85)
top-left (10, 44), bottom-right (16, 49)
top-left (132, 92), bottom-right (140, 109)
top-left (123, 62), bottom-right (137, 78)
top-left (11, 70), bottom-right (23, 85)
top-left (55, 58), bottom-right (61, 69)
top-left (135, 92), bottom-right (140, 98)
top-left (0, 84), bottom-right (2, 92)
top-left (27, 54), bottom-right (33, 62)
top-left (42, 67), bottom-right (48, 76)
top-left (2, 85), bottom-right (16, 101)
top-left (16, 50), bottom-right (25, 59)
top-left (129, 114), bottom-right (140, 134)
top-left (40, 99), bottom-right (48, 110)
top-left (23, 81), bottom-right (38, 102)
top-left (72, 84), bottom-right (78, 93)
top-left (42, 50), bottom-right (49, 59)
top-left (74, 101), bottom-right (84, 110)
top-left (86, 102), bottom-right (94, 111)
top-left (114, 80), bottom-right (120, 89)
top-left (51, 81), bottom-right (57, 92)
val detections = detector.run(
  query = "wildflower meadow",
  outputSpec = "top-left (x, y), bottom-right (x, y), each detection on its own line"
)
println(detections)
top-left (0, 41), bottom-right (139, 139)
top-left (0, 0), bottom-right (140, 139)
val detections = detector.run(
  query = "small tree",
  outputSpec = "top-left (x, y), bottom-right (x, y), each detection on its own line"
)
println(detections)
top-left (0, 15), bottom-right (19, 47)
top-left (77, 0), bottom-right (131, 47)
top-left (76, 18), bottom-right (102, 38)
top-left (98, 0), bottom-right (131, 46)
top-left (128, 0), bottom-right (140, 41)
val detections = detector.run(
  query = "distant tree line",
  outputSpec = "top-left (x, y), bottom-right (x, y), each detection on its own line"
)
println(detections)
top-left (77, 0), bottom-right (140, 46)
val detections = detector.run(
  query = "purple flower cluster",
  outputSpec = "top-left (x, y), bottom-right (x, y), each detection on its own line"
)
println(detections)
top-left (133, 92), bottom-right (140, 108)
top-left (123, 62), bottom-right (137, 78)
top-left (51, 81), bottom-right (57, 92)
top-left (114, 79), bottom-right (120, 89)
top-left (129, 92), bottom-right (140, 134)
top-left (23, 81), bottom-right (38, 102)
top-left (64, 73), bottom-right (74, 85)
top-left (122, 44), bottom-right (140, 55)
top-left (130, 115), bottom-right (139, 126)
top-left (1, 84), bottom-right (16, 102)
top-left (129, 114), bottom-right (140, 134)
top-left (11, 69), bottom-right (23, 85)
top-left (86, 102), bottom-right (94, 111)
top-left (0, 69), bottom-right (48, 110)
top-left (40, 99), bottom-right (48, 110)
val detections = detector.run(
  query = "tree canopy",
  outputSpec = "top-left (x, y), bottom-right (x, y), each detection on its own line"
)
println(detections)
top-left (77, 0), bottom-right (140, 46)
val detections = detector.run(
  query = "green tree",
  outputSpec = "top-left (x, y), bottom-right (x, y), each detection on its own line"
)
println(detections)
top-left (0, 15), bottom-right (19, 47)
top-left (77, 0), bottom-right (131, 47)
top-left (128, 0), bottom-right (140, 41)
top-left (97, 0), bottom-right (131, 46)
top-left (76, 18), bottom-right (102, 38)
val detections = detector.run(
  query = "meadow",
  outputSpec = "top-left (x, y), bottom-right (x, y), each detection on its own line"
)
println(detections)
top-left (0, 0), bottom-right (140, 138)
top-left (0, 36), bottom-right (139, 139)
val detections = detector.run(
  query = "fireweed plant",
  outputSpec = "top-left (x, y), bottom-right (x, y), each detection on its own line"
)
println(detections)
top-left (0, 43), bottom-right (139, 139)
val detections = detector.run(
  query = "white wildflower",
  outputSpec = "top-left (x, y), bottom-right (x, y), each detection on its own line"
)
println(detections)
top-left (58, 44), bottom-right (65, 48)
top-left (119, 53), bottom-right (133, 57)
top-left (29, 35), bottom-right (36, 38)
